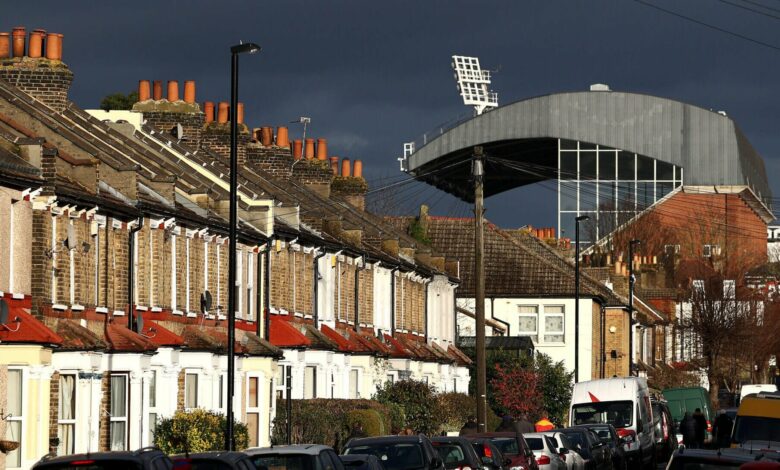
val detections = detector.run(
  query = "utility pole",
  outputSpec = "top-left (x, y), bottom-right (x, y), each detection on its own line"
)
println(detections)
top-left (574, 215), bottom-right (589, 383)
top-left (628, 239), bottom-right (641, 377)
top-left (473, 146), bottom-right (487, 432)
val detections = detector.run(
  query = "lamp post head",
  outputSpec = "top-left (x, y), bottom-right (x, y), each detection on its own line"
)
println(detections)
top-left (576, 215), bottom-right (590, 222)
top-left (231, 42), bottom-right (261, 55)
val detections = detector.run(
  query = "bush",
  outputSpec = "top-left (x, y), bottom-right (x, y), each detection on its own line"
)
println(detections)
top-left (438, 392), bottom-right (501, 433)
top-left (372, 380), bottom-right (441, 435)
top-left (153, 409), bottom-right (248, 454)
top-left (346, 409), bottom-right (385, 436)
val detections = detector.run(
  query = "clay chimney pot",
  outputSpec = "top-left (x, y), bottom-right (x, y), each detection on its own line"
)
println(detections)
top-left (167, 80), bottom-right (179, 102)
top-left (203, 101), bottom-right (215, 123)
top-left (341, 157), bottom-right (351, 177)
top-left (353, 159), bottom-right (363, 178)
top-left (261, 127), bottom-right (273, 146)
top-left (0, 33), bottom-right (11, 59)
top-left (217, 102), bottom-right (229, 124)
top-left (237, 102), bottom-right (245, 124)
top-left (316, 138), bottom-right (327, 160)
top-left (276, 126), bottom-right (289, 147)
top-left (304, 138), bottom-right (315, 160)
top-left (138, 80), bottom-right (151, 102)
top-left (329, 156), bottom-right (339, 175)
top-left (12, 27), bottom-right (25, 58)
top-left (293, 140), bottom-right (303, 159)
top-left (183, 80), bottom-right (196, 103)
top-left (45, 32), bottom-right (61, 60)
top-left (28, 31), bottom-right (44, 58)
top-left (152, 80), bottom-right (163, 100)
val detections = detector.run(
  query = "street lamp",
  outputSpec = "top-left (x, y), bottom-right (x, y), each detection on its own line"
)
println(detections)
top-left (628, 239), bottom-right (641, 377)
top-left (574, 215), bottom-right (589, 383)
top-left (227, 40), bottom-right (260, 452)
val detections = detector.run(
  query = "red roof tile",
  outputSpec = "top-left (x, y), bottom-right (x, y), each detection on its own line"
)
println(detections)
top-left (448, 344), bottom-right (473, 366)
top-left (270, 316), bottom-right (311, 347)
top-left (321, 324), bottom-right (357, 352)
top-left (356, 332), bottom-right (392, 355)
top-left (0, 306), bottom-right (62, 345)
top-left (140, 315), bottom-right (185, 347)
top-left (52, 319), bottom-right (106, 350)
top-left (383, 333), bottom-right (415, 359)
top-left (104, 319), bottom-right (157, 352)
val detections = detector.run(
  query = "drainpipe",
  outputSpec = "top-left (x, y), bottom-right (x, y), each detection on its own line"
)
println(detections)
top-left (313, 249), bottom-right (326, 329)
top-left (489, 297), bottom-right (511, 337)
top-left (256, 242), bottom-right (265, 338)
top-left (128, 217), bottom-right (144, 332)
top-left (390, 267), bottom-right (399, 335)
top-left (263, 237), bottom-right (273, 340)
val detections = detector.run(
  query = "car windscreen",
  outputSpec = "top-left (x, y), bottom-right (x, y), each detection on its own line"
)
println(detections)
top-left (488, 438), bottom-right (519, 456)
top-left (667, 456), bottom-right (751, 470)
top-left (249, 454), bottom-right (313, 470)
top-left (732, 416), bottom-right (780, 444)
top-left (431, 442), bottom-right (470, 469)
top-left (561, 432), bottom-right (590, 458)
top-left (344, 443), bottom-right (425, 470)
top-left (586, 427), bottom-right (613, 444)
top-left (524, 438), bottom-right (544, 451)
top-left (572, 401), bottom-right (634, 428)
top-left (338, 457), bottom-right (372, 470)
top-left (37, 461), bottom-right (143, 470)
top-left (183, 459), bottom-right (233, 470)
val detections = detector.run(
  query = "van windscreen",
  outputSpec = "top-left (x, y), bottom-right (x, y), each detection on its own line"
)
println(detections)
top-left (732, 416), bottom-right (780, 444)
top-left (572, 401), bottom-right (633, 427)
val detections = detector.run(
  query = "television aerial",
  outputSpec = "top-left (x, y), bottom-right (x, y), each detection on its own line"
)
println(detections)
top-left (451, 55), bottom-right (498, 116)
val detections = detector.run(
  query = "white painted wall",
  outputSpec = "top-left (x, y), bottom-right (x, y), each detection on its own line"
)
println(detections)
top-left (373, 265), bottom-right (393, 333)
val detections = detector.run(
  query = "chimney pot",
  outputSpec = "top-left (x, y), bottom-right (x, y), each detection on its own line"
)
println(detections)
top-left (237, 102), bottom-right (245, 124)
top-left (293, 140), bottom-right (303, 159)
top-left (316, 138), bottom-right (327, 160)
top-left (167, 80), bottom-right (179, 101)
top-left (217, 102), bottom-right (229, 124)
top-left (276, 126), bottom-right (289, 148)
top-left (329, 156), bottom-right (339, 175)
top-left (0, 33), bottom-right (10, 59)
top-left (152, 80), bottom-right (163, 100)
top-left (353, 159), bottom-right (363, 178)
top-left (261, 127), bottom-right (273, 146)
top-left (203, 101), bottom-right (215, 123)
top-left (341, 157), bottom-right (351, 177)
top-left (28, 30), bottom-right (44, 58)
top-left (45, 32), bottom-right (61, 60)
top-left (183, 80), bottom-right (196, 103)
top-left (138, 80), bottom-right (151, 102)
top-left (304, 138), bottom-right (315, 159)
top-left (12, 27), bottom-right (25, 58)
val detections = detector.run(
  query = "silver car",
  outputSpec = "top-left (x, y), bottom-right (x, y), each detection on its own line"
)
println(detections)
top-left (540, 432), bottom-right (586, 470)
top-left (523, 433), bottom-right (567, 470)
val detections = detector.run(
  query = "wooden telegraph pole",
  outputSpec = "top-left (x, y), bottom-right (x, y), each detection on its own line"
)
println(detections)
top-left (473, 146), bottom-right (487, 431)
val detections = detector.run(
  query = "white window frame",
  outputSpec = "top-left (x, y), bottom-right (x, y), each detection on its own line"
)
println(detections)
top-left (246, 374), bottom-right (262, 447)
top-left (703, 244), bottom-right (721, 258)
top-left (148, 369), bottom-right (159, 444)
top-left (57, 373), bottom-right (77, 455)
top-left (723, 280), bottom-right (736, 299)
top-left (348, 369), bottom-right (360, 399)
top-left (664, 244), bottom-right (680, 255)
top-left (236, 250), bottom-right (243, 318)
top-left (247, 252), bottom-right (254, 320)
top-left (6, 367), bottom-right (24, 468)
top-left (185, 237), bottom-right (191, 313)
top-left (542, 305), bottom-right (565, 343)
top-left (171, 235), bottom-right (177, 311)
top-left (109, 373), bottom-right (129, 451)
top-left (185, 371), bottom-right (199, 409)
top-left (69, 218), bottom-right (76, 305)
top-left (304, 365), bottom-right (317, 399)
top-left (517, 304), bottom-right (539, 343)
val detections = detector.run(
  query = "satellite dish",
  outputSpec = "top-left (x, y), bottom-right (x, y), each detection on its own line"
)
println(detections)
top-left (136, 313), bottom-right (144, 333)
top-left (0, 299), bottom-right (8, 324)
top-left (65, 223), bottom-right (77, 250)
top-left (200, 290), bottom-right (213, 314)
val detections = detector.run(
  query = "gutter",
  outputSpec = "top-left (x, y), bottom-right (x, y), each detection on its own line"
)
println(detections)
top-left (128, 217), bottom-right (144, 332)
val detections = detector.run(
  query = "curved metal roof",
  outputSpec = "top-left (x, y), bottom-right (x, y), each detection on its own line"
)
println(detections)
top-left (407, 91), bottom-right (771, 204)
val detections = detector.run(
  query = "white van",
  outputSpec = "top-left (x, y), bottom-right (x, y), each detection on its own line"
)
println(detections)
top-left (570, 377), bottom-right (655, 470)
top-left (739, 384), bottom-right (777, 402)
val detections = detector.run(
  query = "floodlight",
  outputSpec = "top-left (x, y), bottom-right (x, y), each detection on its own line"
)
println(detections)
top-left (451, 55), bottom-right (498, 115)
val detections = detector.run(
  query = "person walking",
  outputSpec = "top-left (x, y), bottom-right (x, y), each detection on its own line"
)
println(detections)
top-left (460, 416), bottom-right (479, 436)
top-left (535, 411), bottom-right (554, 432)
top-left (680, 412), bottom-right (696, 448)
top-left (712, 410), bottom-right (733, 449)
top-left (349, 422), bottom-right (367, 439)
top-left (692, 408), bottom-right (707, 449)
top-left (496, 414), bottom-right (515, 432)
top-left (513, 413), bottom-right (535, 434)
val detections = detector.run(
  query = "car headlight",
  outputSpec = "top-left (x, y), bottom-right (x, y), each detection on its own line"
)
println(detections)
top-left (510, 467), bottom-right (525, 470)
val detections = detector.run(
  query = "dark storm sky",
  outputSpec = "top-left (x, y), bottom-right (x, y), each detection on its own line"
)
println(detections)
top-left (6, 0), bottom-right (779, 228)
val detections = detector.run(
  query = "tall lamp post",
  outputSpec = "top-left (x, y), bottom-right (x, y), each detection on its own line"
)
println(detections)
top-left (227, 41), bottom-right (260, 451)
top-left (628, 239), bottom-right (641, 377)
top-left (574, 215), bottom-right (589, 383)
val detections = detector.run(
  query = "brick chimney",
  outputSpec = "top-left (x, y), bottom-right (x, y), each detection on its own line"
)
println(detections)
top-left (331, 158), bottom-right (368, 210)
top-left (132, 79), bottom-right (205, 148)
top-left (0, 27), bottom-right (73, 113)
top-left (199, 101), bottom-right (250, 165)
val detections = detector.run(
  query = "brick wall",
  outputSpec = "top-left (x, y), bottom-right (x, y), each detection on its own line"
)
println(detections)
top-left (358, 268), bottom-right (374, 325)
top-left (31, 210), bottom-right (53, 317)
top-left (143, 110), bottom-right (205, 149)
top-left (0, 59), bottom-right (74, 113)
top-left (591, 303), bottom-right (604, 379)
top-left (177, 371), bottom-right (185, 411)
top-left (201, 124), bottom-right (250, 166)
top-left (110, 223), bottom-right (130, 313)
top-left (245, 144), bottom-right (294, 179)
top-left (49, 372), bottom-right (60, 442)
top-left (270, 247), bottom-right (292, 312)
top-left (99, 375), bottom-right (110, 451)
top-left (604, 307), bottom-right (630, 377)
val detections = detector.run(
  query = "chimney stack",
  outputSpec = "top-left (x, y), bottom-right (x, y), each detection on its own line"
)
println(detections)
top-left (167, 80), bottom-right (179, 101)
top-left (153, 80), bottom-right (163, 100)
top-left (316, 138), bottom-right (327, 160)
top-left (237, 102), bottom-right (244, 124)
top-left (261, 127), bottom-right (273, 146)
top-left (341, 158), bottom-right (351, 177)
top-left (353, 159), bottom-right (363, 178)
top-left (183, 80), bottom-right (196, 103)
top-left (276, 126), bottom-right (289, 147)
top-left (304, 138), bottom-right (315, 159)
top-left (12, 27), bottom-right (25, 57)
top-left (293, 140), bottom-right (303, 159)
top-left (138, 80), bottom-right (151, 102)
top-left (330, 156), bottom-right (339, 175)
top-left (203, 101), bottom-right (214, 123)
top-left (217, 102), bottom-right (229, 123)
top-left (44, 32), bottom-right (62, 61)
top-left (0, 33), bottom-right (10, 59)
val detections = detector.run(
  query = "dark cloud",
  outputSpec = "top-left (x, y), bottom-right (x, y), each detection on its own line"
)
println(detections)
top-left (6, 0), bottom-right (778, 227)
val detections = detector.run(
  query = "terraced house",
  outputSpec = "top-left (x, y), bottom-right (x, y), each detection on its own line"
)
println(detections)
top-left (0, 27), bottom-right (469, 470)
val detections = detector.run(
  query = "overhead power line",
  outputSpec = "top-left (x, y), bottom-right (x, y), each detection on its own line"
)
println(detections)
top-left (717, 0), bottom-right (780, 18)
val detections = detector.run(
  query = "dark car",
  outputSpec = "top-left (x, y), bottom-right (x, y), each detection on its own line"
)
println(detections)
top-left (339, 454), bottom-right (385, 470)
top-left (666, 448), bottom-right (780, 470)
top-left (467, 438), bottom-right (511, 470)
top-left (553, 428), bottom-right (611, 470)
top-left (431, 436), bottom-right (483, 470)
top-left (471, 432), bottom-right (539, 470)
top-left (246, 444), bottom-right (344, 470)
top-left (342, 435), bottom-right (444, 470)
top-left (172, 451), bottom-right (255, 470)
top-left (576, 424), bottom-right (627, 470)
top-left (650, 399), bottom-right (677, 462)
top-left (33, 447), bottom-right (172, 470)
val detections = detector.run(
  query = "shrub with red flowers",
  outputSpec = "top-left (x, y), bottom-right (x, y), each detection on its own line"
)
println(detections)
top-left (490, 363), bottom-right (543, 418)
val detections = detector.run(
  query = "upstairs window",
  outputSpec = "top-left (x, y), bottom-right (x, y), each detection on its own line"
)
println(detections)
top-left (703, 244), bottom-right (720, 257)
top-left (543, 305), bottom-right (565, 343)
top-left (518, 305), bottom-right (539, 343)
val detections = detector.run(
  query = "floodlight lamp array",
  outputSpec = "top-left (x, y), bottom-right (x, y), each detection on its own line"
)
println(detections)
top-left (451, 55), bottom-right (498, 115)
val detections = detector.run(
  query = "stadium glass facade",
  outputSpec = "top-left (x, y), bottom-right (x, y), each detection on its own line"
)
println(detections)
top-left (557, 138), bottom-right (683, 246)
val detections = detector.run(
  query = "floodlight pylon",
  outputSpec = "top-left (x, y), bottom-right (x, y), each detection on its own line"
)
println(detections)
top-left (451, 55), bottom-right (498, 115)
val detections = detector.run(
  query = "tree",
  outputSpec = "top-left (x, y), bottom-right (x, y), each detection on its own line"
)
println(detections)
top-left (372, 379), bottom-right (441, 435)
top-left (490, 363), bottom-right (542, 419)
top-left (100, 91), bottom-right (139, 111)
top-left (153, 409), bottom-right (248, 454)
top-left (534, 353), bottom-right (574, 425)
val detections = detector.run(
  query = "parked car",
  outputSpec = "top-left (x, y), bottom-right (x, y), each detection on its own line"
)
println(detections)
top-left (342, 435), bottom-right (445, 470)
top-left (522, 433), bottom-right (566, 470)
top-left (576, 424), bottom-right (627, 470)
top-left (471, 432), bottom-right (539, 470)
top-left (572, 378), bottom-right (655, 470)
top-left (171, 451), bottom-right (255, 470)
top-left (339, 454), bottom-right (385, 470)
top-left (553, 428), bottom-right (612, 470)
top-left (650, 398), bottom-right (677, 462)
top-left (666, 448), bottom-right (780, 470)
top-left (33, 447), bottom-right (172, 470)
top-left (246, 444), bottom-right (344, 470)
top-left (663, 386), bottom-right (715, 445)
top-left (539, 431), bottom-right (586, 470)
top-left (466, 438), bottom-right (511, 470)
top-left (431, 436), bottom-right (484, 470)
